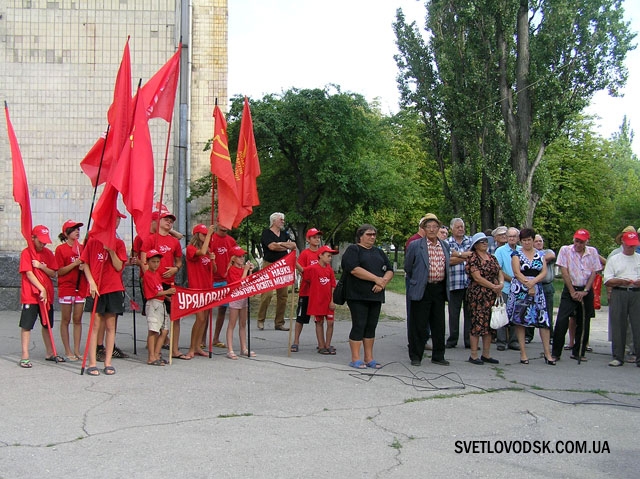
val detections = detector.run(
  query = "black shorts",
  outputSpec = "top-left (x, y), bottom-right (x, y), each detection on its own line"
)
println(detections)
top-left (296, 296), bottom-right (311, 324)
top-left (95, 291), bottom-right (125, 315)
top-left (19, 303), bottom-right (55, 330)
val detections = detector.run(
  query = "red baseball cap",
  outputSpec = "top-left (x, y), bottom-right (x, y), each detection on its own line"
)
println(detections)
top-left (622, 231), bottom-right (640, 247)
top-left (230, 246), bottom-right (247, 257)
top-left (62, 220), bottom-right (83, 234)
top-left (192, 224), bottom-right (208, 235)
top-left (32, 225), bottom-right (52, 244)
top-left (146, 249), bottom-right (163, 259)
top-left (317, 245), bottom-right (338, 256)
top-left (573, 229), bottom-right (590, 241)
top-left (306, 228), bottom-right (323, 239)
top-left (159, 211), bottom-right (176, 221)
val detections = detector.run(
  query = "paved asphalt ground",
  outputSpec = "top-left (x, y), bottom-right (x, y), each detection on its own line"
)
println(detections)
top-left (1, 293), bottom-right (638, 478)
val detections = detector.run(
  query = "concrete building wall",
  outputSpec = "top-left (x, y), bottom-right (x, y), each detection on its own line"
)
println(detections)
top-left (0, 0), bottom-right (228, 309)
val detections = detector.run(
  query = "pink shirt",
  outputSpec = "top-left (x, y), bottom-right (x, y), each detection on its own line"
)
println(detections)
top-left (556, 244), bottom-right (601, 287)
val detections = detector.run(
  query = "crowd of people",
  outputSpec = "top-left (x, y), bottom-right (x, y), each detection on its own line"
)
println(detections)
top-left (15, 209), bottom-right (640, 373)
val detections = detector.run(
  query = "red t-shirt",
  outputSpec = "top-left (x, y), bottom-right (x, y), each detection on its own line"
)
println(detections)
top-left (55, 241), bottom-right (89, 297)
top-left (226, 264), bottom-right (245, 285)
top-left (186, 244), bottom-right (213, 289)
top-left (143, 269), bottom-right (164, 301)
top-left (297, 248), bottom-right (319, 297)
top-left (304, 263), bottom-right (336, 316)
top-left (80, 237), bottom-right (127, 295)
top-left (19, 247), bottom-right (58, 305)
top-left (142, 233), bottom-right (182, 285)
top-left (209, 233), bottom-right (238, 282)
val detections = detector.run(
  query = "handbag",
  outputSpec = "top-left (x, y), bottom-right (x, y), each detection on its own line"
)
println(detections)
top-left (333, 275), bottom-right (346, 305)
top-left (490, 295), bottom-right (509, 329)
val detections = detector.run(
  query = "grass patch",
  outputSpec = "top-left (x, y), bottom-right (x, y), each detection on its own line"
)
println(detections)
top-left (218, 412), bottom-right (253, 419)
top-left (390, 437), bottom-right (403, 449)
top-left (386, 272), bottom-right (406, 294)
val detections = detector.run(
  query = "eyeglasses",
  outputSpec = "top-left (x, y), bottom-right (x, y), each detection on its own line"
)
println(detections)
top-left (364, 232), bottom-right (377, 236)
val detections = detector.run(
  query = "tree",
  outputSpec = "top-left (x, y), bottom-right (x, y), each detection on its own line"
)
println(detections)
top-left (395, 0), bottom-right (635, 227)
top-left (191, 87), bottom-right (414, 253)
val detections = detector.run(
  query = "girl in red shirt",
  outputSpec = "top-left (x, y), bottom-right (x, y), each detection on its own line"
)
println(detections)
top-left (225, 246), bottom-right (255, 359)
top-left (185, 224), bottom-right (215, 358)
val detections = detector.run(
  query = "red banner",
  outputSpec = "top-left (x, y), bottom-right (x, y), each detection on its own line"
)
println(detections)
top-left (171, 251), bottom-right (296, 320)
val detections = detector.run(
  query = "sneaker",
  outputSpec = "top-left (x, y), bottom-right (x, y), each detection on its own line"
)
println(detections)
top-left (112, 345), bottom-right (129, 359)
top-left (608, 359), bottom-right (623, 367)
top-left (96, 346), bottom-right (106, 362)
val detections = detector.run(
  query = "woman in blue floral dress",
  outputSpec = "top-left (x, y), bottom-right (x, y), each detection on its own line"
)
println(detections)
top-left (506, 228), bottom-right (555, 365)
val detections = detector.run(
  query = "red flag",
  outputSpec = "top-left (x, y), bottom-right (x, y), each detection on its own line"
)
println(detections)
top-left (88, 183), bottom-right (120, 251)
top-left (80, 39), bottom-right (132, 187)
top-left (5, 103), bottom-right (34, 254)
top-left (140, 44), bottom-right (181, 122)
top-left (210, 105), bottom-right (239, 229)
top-left (233, 97), bottom-right (261, 227)
top-left (110, 90), bottom-right (154, 243)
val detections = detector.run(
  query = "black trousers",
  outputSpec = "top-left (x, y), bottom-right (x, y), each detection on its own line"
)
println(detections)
top-left (408, 281), bottom-right (447, 362)
top-left (552, 286), bottom-right (594, 358)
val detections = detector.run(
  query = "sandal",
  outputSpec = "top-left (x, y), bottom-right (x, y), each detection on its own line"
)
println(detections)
top-left (213, 342), bottom-right (226, 348)
top-left (366, 360), bottom-right (382, 369)
top-left (147, 359), bottom-right (164, 366)
top-left (226, 351), bottom-right (238, 360)
top-left (318, 348), bottom-right (330, 355)
top-left (45, 355), bottom-right (66, 363)
top-left (86, 366), bottom-right (100, 376)
top-left (66, 354), bottom-right (80, 362)
top-left (349, 360), bottom-right (367, 369)
top-left (241, 349), bottom-right (257, 358)
top-left (290, 344), bottom-right (299, 353)
top-left (328, 346), bottom-right (336, 355)
top-left (103, 365), bottom-right (116, 375)
top-left (19, 359), bottom-right (32, 369)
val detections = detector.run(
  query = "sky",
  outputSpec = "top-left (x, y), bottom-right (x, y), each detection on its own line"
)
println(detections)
top-left (228, 0), bottom-right (640, 156)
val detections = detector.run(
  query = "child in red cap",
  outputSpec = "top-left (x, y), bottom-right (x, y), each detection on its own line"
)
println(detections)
top-left (302, 245), bottom-right (339, 355)
top-left (225, 246), bottom-right (255, 359)
top-left (143, 249), bottom-right (175, 365)
top-left (18, 225), bottom-right (60, 368)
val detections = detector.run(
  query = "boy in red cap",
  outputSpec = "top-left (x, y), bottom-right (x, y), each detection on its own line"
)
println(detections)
top-left (225, 246), bottom-right (255, 359)
top-left (302, 245), bottom-right (339, 355)
top-left (18, 225), bottom-right (60, 368)
top-left (143, 249), bottom-right (175, 365)
top-left (291, 228), bottom-right (322, 352)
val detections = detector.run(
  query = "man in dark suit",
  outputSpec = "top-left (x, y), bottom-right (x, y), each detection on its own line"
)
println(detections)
top-left (405, 213), bottom-right (451, 366)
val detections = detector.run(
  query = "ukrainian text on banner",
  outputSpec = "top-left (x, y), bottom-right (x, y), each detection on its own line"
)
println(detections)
top-left (171, 251), bottom-right (296, 320)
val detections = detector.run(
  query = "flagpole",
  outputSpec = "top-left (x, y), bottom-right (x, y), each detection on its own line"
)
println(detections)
top-left (246, 218), bottom-right (251, 357)
top-left (130, 218), bottom-right (138, 355)
top-left (208, 98), bottom-right (218, 359)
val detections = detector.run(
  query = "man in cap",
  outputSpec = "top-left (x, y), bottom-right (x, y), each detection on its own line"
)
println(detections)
top-left (405, 213), bottom-right (451, 366)
top-left (489, 226), bottom-right (508, 255)
top-left (603, 231), bottom-right (640, 367)
top-left (445, 218), bottom-right (472, 349)
top-left (18, 226), bottom-right (61, 368)
top-left (551, 229), bottom-right (601, 361)
top-left (494, 227), bottom-right (521, 351)
top-left (404, 215), bottom-right (432, 349)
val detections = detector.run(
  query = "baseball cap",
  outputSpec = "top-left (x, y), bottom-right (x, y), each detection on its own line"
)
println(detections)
top-left (192, 224), bottom-right (208, 235)
top-left (317, 245), bottom-right (339, 256)
top-left (621, 231), bottom-right (640, 247)
top-left (62, 220), bottom-right (83, 234)
top-left (32, 225), bottom-right (52, 244)
top-left (419, 213), bottom-right (441, 228)
top-left (160, 211), bottom-right (176, 221)
top-left (306, 228), bottom-right (323, 239)
top-left (230, 246), bottom-right (247, 257)
top-left (116, 209), bottom-right (127, 219)
top-left (492, 226), bottom-right (508, 236)
top-left (573, 229), bottom-right (590, 241)
top-left (146, 249), bottom-right (163, 259)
